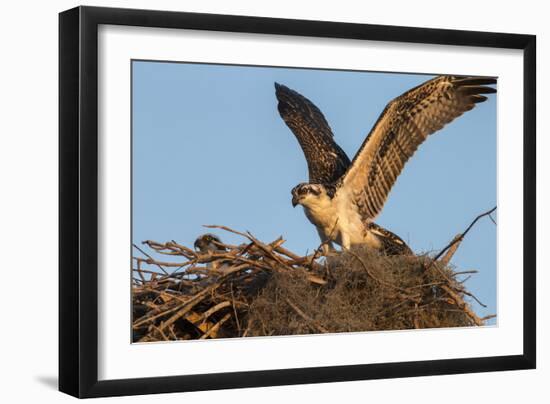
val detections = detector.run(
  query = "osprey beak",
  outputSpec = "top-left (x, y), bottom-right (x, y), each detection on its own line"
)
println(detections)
top-left (292, 195), bottom-right (299, 207)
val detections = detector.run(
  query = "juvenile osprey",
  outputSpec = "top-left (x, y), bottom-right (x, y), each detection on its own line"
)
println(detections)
top-left (194, 234), bottom-right (229, 273)
top-left (194, 233), bottom-right (225, 254)
top-left (275, 76), bottom-right (496, 255)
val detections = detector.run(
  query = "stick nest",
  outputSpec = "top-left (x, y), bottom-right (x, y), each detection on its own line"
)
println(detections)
top-left (132, 217), bottom-right (495, 342)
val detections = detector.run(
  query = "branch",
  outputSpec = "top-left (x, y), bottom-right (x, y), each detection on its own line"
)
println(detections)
top-left (132, 243), bottom-right (168, 274)
top-left (431, 206), bottom-right (496, 264)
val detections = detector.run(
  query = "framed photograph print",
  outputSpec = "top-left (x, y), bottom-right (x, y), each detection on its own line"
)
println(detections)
top-left (59, 6), bottom-right (536, 398)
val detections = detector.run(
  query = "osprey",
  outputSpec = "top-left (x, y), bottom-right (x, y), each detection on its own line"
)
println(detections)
top-left (194, 233), bottom-right (225, 254)
top-left (193, 234), bottom-right (230, 273)
top-left (275, 76), bottom-right (496, 255)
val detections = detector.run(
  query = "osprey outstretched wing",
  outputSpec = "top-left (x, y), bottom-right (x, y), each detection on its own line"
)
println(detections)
top-left (275, 83), bottom-right (351, 185)
top-left (337, 76), bottom-right (497, 221)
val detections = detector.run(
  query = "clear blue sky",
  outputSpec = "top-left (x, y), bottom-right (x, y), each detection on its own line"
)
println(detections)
top-left (132, 60), bottom-right (497, 323)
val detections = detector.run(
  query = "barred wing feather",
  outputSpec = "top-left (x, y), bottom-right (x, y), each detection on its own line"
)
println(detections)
top-left (337, 75), bottom-right (497, 221)
top-left (275, 82), bottom-right (351, 185)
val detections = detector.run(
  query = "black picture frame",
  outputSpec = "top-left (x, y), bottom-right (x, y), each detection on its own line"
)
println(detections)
top-left (59, 5), bottom-right (536, 398)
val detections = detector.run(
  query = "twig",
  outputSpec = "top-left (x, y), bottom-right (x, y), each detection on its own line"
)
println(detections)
top-left (285, 298), bottom-right (328, 334)
top-left (458, 275), bottom-right (472, 284)
top-left (231, 283), bottom-right (241, 335)
top-left (309, 218), bottom-right (339, 268)
top-left (453, 270), bottom-right (479, 276)
top-left (152, 325), bottom-right (169, 341)
top-left (438, 235), bottom-right (462, 268)
top-left (439, 284), bottom-right (484, 326)
top-left (201, 301), bottom-right (232, 322)
top-left (133, 243), bottom-right (168, 275)
top-left (205, 225), bottom-right (295, 271)
top-left (430, 206), bottom-right (496, 265)
top-left (200, 313), bottom-right (231, 339)
top-left (461, 290), bottom-right (487, 308)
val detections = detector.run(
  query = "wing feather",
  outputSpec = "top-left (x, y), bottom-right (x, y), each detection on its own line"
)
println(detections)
top-left (337, 75), bottom-right (497, 221)
top-left (275, 83), bottom-right (351, 184)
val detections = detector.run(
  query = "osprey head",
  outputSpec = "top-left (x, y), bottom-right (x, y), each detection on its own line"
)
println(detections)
top-left (291, 183), bottom-right (329, 207)
top-left (194, 233), bottom-right (224, 253)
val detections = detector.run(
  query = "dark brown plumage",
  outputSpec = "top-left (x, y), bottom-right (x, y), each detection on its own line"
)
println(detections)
top-left (366, 222), bottom-right (413, 256)
top-left (275, 83), bottom-right (351, 184)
